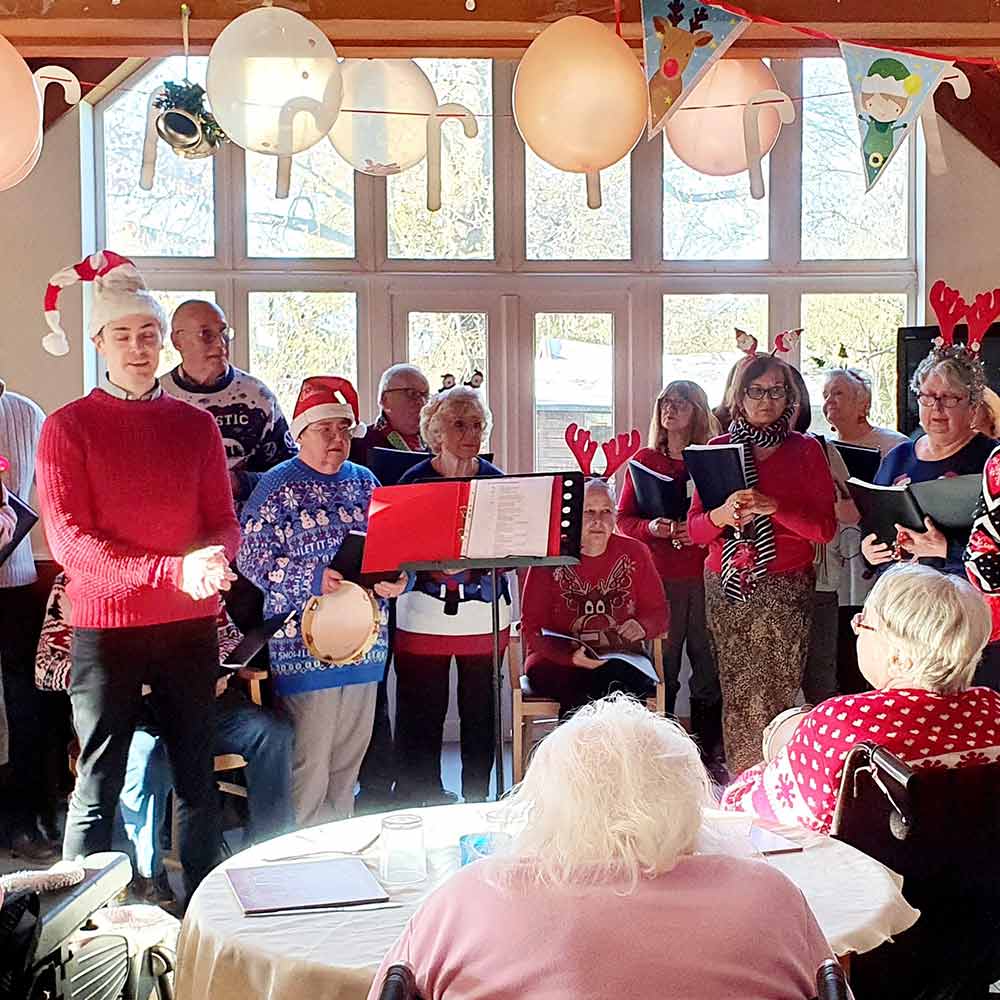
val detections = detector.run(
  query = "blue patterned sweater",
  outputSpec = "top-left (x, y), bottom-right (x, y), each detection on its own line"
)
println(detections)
top-left (238, 458), bottom-right (391, 696)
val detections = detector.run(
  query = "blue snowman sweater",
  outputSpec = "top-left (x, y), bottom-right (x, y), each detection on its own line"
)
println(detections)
top-left (238, 458), bottom-right (391, 696)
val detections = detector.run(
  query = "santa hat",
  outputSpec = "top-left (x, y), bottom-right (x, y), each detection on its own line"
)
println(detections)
top-left (42, 250), bottom-right (167, 356)
top-left (861, 57), bottom-right (921, 100)
top-left (291, 376), bottom-right (367, 440)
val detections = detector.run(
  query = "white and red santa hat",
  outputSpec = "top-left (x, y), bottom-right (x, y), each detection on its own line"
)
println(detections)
top-left (42, 250), bottom-right (167, 356)
top-left (291, 376), bottom-right (367, 440)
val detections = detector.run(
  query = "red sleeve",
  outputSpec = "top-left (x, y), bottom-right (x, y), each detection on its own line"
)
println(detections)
top-left (197, 412), bottom-right (242, 561)
top-left (632, 542), bottom-right (669, 639)
top-left (520, 566), bottom-right (574, 667)
top-left (36, 413), bottom-right (183, 589)
top-left (616, 466), bottom-right (656, 543)
top-left (686, 485), bottom-right (724, 546)
top-left (771, 437), bottom-right (837, 544)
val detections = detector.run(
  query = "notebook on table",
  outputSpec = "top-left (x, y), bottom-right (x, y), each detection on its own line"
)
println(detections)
top-left (225, 856), bottom-right (389, 916)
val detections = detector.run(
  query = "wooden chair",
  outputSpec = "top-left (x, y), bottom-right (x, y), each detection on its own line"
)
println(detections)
top-left (508, 625), bottom-right (667, 784)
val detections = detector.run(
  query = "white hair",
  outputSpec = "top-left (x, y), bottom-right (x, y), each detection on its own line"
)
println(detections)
top-left (865, 564), bottom-right (992, 693)
top-left (824, 367), bottom-right (872, 411)
top-left (420, 385), bottom-right (492, 456)
top-left (493, 695), bottom-right (714, 891)
top-left (584, 476), bottom-right (617, 504)
top-left (378, 363), bottom-right (429, 401)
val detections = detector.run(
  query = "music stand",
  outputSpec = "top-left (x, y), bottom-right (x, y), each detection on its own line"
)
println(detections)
top-left (363, 472), bottom-right (585, 798)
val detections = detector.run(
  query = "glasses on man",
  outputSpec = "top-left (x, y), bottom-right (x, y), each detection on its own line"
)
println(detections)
top-left (916, 392), bottom-right (967, 410)
top-left (745, 385), bottom-right (787, 401)
top-left (177, 325), bottom-right (235, 345)
top-left (385, 388), bottom-right (429, 403)
top-left (850, 612), bottom-right (877, 635)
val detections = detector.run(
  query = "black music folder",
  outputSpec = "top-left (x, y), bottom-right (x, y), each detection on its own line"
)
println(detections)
top-left (682, 443), bottom-right (748, 511)
top-left (627, 460), bottom-right (690, 520)
top-left (832, 442), bottom-right (881, 483)
top-left (0, 492), bottom-right (38, 569)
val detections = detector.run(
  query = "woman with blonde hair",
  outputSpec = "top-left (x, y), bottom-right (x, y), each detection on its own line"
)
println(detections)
top-left (369, 695), bottom-right (833, 1000)
top-left (618, 381), bottom-right (724, 776)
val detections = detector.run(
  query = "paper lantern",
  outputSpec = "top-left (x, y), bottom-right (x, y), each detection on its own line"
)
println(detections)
top-left (665, 59), bottom-right (781, 176)
top-left (329, 59), bottom-right (437, 176)
top-left (513, 16), bottom-right (646, 175)
top-left (206, 7), bottom-right (342, 156)
top-left (0, 34), bottom-right (42, 188)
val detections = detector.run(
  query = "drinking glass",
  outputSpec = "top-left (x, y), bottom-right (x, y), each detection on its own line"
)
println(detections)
top-left (379, 814), bottom-right (427, 885)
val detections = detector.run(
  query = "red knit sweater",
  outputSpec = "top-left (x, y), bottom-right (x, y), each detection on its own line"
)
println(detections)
top-left (521, 533), bottom-right (669, 670)
top-left (617, 448), bottom-right (707, 582)
top-left (687, 433), bottom-right (837, 576)
top-left (36, 389), bottom-right (241, 629)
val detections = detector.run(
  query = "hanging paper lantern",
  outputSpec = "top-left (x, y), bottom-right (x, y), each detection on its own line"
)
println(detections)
top-left (665, 59), bottom-right (781, 177)
top-left (328, 59), bottom-right (438, 176)
top-left (0, 34), bottom-right (42, 190)
top-left (206, 7), bottom-right (343, 156)
top-left (513, 16), bottom-right (646, 175)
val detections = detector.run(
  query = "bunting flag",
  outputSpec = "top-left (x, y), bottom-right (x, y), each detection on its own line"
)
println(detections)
top-left (642, 1), bottom-right (751, 138)
top-left (840, 41), bottom-right (953, 192)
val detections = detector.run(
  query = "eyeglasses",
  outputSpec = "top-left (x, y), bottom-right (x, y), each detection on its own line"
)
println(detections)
top-left (851, 612), bottom-right (878, 635)
top-left (450, 419), bottom-right (484, 435)
top-left (745, 385), bottom-right (787, 401)
top-left (661, 397), bottom-right (692, 411)
top-left (916, 392), bottom-right (968, 410)
top-left (385, 388), bottom-right (429, 403)
top-left (176, 325), bottom-right (235, 345)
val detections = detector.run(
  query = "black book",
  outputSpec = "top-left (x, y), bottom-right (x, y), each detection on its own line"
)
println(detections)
top-left (832, 442), bottom-right (881, 483)
top-left (847, 474), bottom-right (981, 547)
top-left (369, 447), bottom-right (495, 486)
top-left (330, 530), bottom-right (404, 587)
top-left (221, 611), bottom-right (296, 669)
top-left (0, 492), bottom-right (38, 569)
top-left (682, 443), bottom-right (747, 511)
top-left (627, 460), bottom-right (690, 520)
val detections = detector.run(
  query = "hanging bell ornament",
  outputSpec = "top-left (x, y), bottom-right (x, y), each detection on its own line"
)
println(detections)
top-left (155, 107), bottom-right (202, 150)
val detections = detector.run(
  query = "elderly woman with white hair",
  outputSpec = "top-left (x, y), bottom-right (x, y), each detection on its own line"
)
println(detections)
top-left (821, 367), bottom-right (907, 456)
top-left (393, 387), bottom-right (506, 805)
top-left (369, 696), bottom-right (833, 1000)
top-left (722, 563), bottom-right (1000, 834)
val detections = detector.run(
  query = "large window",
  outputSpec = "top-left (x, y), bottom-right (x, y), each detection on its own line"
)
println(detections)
top-left (98, 56), bottom-right (917, 473)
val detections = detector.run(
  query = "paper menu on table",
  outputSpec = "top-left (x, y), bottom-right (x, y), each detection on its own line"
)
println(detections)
top-left (461, 476), bottom-right (553, 559)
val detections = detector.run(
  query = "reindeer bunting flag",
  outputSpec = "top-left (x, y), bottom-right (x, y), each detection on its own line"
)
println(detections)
top-left (642, 1), bottom-right (751, 139)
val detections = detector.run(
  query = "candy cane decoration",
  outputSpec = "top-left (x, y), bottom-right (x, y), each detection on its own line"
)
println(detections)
top-left (426, 103), bottom-right (478, 212)
top-left (140, 89), bottom-right (166, 191)
top-left (920, 68), bottom-right (970, 177)
top-left (744, 89), bottom-right (795, 201)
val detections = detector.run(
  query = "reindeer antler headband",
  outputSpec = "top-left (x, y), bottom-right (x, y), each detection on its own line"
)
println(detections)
top-left (564, 424), bottom-right (641, 480)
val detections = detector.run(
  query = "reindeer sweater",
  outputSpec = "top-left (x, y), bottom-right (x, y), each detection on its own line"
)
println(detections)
top-left (520, 533), bottom-right (669, 670)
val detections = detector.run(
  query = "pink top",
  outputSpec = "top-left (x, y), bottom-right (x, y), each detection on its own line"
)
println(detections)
top-left (368, 854), bottom-right (833, 1000)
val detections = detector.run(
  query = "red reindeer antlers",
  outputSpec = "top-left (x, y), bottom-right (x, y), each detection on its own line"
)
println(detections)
top-left (929, 280), bottom-right (968, 347)
top-left (966, 290), bottom-right (1000, 352)
top-left (564, 425), bottom-right (641, 478)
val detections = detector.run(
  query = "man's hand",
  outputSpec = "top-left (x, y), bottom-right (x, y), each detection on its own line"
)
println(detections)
top-left (180, 546), bottom-right (236, 600)
top-left (571, 646), bottom-right (604, 669)
top-left (321, 568), bottom-right (344, 595)
top-left (618, 618), bottom-right (646, 643)
top-left (374, 572), bottom-right (408, 599)
top-left (895, 517), bottom-right (947, 560)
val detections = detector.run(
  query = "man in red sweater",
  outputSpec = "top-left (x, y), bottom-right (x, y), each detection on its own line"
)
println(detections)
top-left (36, 251), bottom-right (241, 901)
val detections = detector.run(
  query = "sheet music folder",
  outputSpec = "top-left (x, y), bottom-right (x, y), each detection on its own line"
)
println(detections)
top-left (0, 492), bottom-right (38, 569)
top-left (362, 472), bottom-right (585, 573)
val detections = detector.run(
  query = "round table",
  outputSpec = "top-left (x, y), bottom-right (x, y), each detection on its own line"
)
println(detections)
top-left (174, 804), bottom-right (919, 1000)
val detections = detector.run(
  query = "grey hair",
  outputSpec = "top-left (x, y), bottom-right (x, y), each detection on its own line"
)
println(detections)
top-left (865, 564), bottom-right (992, 693)
top-left (378, 363), bottom-right (429, 402)
top-left (824, 367), bottom-right (873, 410)
top-left (420, 385), bottom-right (492, 455)
top-left (585, 476), bottom-right (617, 503)
top-left (909, 354), bottom-right (985, 406)
top-left (492, 694), bottom-right (714, 892)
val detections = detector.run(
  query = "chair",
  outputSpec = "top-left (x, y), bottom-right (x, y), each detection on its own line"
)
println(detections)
top-left (508, 625), bottom-right (667, 784)
top-left (813, 958), bottom-right (852, 1000)
top-left (830, 742), bottom-right (1000, 999)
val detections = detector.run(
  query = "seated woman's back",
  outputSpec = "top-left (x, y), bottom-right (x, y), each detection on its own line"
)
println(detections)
top-left (374, 853), bottom-right (830, 1000)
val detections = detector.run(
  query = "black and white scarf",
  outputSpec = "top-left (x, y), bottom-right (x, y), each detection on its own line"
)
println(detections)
top-left (721, 408), bottom-right (793, 603)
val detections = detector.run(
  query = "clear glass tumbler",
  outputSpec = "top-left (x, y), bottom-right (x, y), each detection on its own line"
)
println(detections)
top-left (379, 813), bottom-right (427, 885)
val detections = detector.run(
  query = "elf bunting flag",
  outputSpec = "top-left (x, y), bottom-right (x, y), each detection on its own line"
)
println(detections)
top-left (642, 0), bottom-right (751, 138)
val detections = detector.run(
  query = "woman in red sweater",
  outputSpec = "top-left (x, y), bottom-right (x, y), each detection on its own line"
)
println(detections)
top-left (688, 357), bottom-right (836, 773)
top-left (618, 381), bottom-right (723, 773)
top-left (521, 479), bottom-right (669, 718)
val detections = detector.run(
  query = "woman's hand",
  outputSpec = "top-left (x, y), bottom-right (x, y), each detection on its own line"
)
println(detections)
top-left (710, 489), bottom-right (776, 529)
top-left (861, 532), bottom-right (896, 566)
top-left (743, 489), bottom-right (778, 516)
top-left (321, 568), bottom-right (344, 594)
top-left (374, 572), bottom-right (409, 599)
top-left (649, 518), bottom-right (671, 538)
top-left (571, 646), bottom-right (604, 669)
top-left (895, 517), bottom-right (947, 560)
top-left (618, 619), bottom-right (646, 643)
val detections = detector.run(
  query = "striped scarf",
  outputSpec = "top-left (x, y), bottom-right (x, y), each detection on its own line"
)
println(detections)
top-left (721, 409), bottom-right (793, 603)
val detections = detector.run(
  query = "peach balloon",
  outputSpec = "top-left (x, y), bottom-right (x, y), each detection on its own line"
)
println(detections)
top-left (0, 34), bottom-right (42, 184)
top-left (666, 59), bottom-right (781, 176)
top-left (0, 132), bottom-right (42, 193)
top-left (513, 16), bottom-right (647, 174)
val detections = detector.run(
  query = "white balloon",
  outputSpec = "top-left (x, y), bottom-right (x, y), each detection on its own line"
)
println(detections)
top-left (328, 59), bottom-right (437, 175)
top-left (207, 7), bottom-right (342, 156)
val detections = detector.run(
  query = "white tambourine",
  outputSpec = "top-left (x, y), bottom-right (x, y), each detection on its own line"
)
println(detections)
top-left (762, 705), bottom-right (812, 763)
top-left (301, 581), bottom-right (381, 666)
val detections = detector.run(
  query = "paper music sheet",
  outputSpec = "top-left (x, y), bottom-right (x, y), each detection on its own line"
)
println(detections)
top-left (462, 477), bottom-right (553, 559)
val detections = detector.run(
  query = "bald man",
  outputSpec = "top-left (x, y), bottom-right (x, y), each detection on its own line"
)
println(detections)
top-left (162, 300), bottom-right (296, 509)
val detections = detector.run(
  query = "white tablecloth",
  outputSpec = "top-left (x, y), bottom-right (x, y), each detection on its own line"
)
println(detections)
top-left (174, 804), bottom-right (919, 1000)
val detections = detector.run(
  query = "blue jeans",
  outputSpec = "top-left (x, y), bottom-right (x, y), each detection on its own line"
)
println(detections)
top-left (119, 728), bottom-right (171, 878)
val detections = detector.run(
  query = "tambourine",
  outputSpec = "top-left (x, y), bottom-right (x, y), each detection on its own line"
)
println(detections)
top-left (301, 582), bottom-right (381, 666)
top-left (762, 705), bottom-right (812, 763)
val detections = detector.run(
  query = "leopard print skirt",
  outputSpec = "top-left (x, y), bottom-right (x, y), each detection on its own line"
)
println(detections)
top-left (705, 567), bottom-right (815, 775)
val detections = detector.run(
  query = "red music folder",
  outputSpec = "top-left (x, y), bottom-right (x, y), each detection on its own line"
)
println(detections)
top-left (362, 474), bottom-right (579, 573)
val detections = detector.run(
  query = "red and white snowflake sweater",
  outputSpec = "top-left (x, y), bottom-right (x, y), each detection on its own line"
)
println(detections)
top-left (720, 686), bottom-right (1000, 835)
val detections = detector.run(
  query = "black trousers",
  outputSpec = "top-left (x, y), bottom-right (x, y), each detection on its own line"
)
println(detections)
top-left (526, 658), bottom-right (655, 719)
top-left (357, 604), bottom-right (396, 798)
top-left (394, 651), bottom-right (494, 802)
top-left (64, 617), bottom-right (221, 901)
